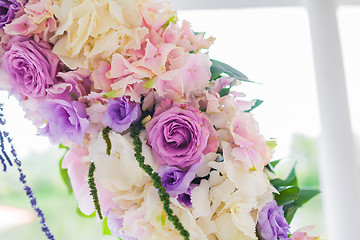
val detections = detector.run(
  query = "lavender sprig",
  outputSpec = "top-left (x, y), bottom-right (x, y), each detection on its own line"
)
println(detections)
top-left (0, 154), bottom-right (6, 172)
top-left (0, 131), bottom-right (12, 166)
top-left (0, 103), bottom-right (55, 240)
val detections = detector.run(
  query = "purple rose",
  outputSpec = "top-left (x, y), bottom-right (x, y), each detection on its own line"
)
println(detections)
top-left (102, 96), bottom-right (141, 133)
top-left (38, 99), bottom-right (89, 145)
top-left (257, 200), bottom-right (291, 240)
top-left (146, 103), bottom-right (218, 168)
top-left (159, 161), bottom-right (200, 197)
top-left (46, 70), bottom-right (92, 101)
top-left (2, 36), bottom-right (59, 98)
top-left (0, 0), bottom-right (20, 28)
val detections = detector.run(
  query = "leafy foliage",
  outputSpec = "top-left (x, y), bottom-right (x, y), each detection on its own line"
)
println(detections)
top-left (245, 99), bottom-right (264, 113)
top-left (268, 160), bottom-right (320, 224)
top-left (58, 145), bottom-right (72, 194)
top-left (210, 59), bottom-right (250, 82)
top-left (102, 218), bottom-right (112, 235)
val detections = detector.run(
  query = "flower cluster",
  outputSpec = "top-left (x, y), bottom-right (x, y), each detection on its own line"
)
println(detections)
top-left (0, 0), bottom-right (321, 239)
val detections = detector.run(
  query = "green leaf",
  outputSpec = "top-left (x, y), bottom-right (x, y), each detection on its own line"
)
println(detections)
top-left (210, 59), bottom-right (251, 82)
top-left (103, 217), bottom-right (112, 235)
top-left (294, 189), bottom-right (321, 207)
top-left (283, 203), bottom-right (298, 224)
top-left (245, 99), bottom-right (263, 113)
top-left (270, 159), bottom-right (281, 168)
top-left (274, 186), bottom-right (300, 206)
top-left (58, 149), bottom-right (73, 194)
top-left (219, 87), bottom-right (231, 97)
top-left (282, 188), bottom-right (320, 224)
top-left (265, 159), bottom-right (281, 174)
top-left (270, 164), bottom-right (298, 189)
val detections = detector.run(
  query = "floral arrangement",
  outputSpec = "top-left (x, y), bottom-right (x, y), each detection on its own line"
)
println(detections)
top-left (0, 0), bottom-right (322, 239)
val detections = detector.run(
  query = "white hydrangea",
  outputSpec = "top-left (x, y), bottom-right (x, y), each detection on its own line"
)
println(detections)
top-left (51, 0), bottom-right (149, 69)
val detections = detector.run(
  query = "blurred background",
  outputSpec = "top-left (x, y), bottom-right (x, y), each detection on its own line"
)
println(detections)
top-left (1, 4), bottom-right (360, 240)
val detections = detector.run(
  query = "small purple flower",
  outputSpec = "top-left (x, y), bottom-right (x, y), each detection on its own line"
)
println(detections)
top-left (177, 187), bottom-right (193, 208)
top-left (39, 99), bottom-right (89, 145)
top-left (159, 161), bottom-right (200, 197)
top-left (2, 36), bottom-right (59, 98)
top-left (102, 96), bottom-right (141, 133)
top-left (257, 200), bottom-right (291, 240)
top-left (0, 0), bottom-right (20, 28)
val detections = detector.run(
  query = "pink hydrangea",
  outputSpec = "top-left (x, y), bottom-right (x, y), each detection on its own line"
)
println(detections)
top-left (230, 112), bottom-right (272, 170)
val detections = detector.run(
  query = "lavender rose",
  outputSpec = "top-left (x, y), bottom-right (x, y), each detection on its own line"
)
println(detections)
top-left (46, 70), bottom-right (92, 101)
top-left (38, 99), bottom-right (89, 145)
top-left (146, 103), bottom-right (218, 168)
top-left (159, 161), bottom-right (200, 197)
top-left (2, 36), bottom-right (59, 98)
top-left (102, 96), bottom-right (141, 133)
top-left (257, 200), bottom-right (291, 240)
top-left (0, 0), bottom-right (20, 28)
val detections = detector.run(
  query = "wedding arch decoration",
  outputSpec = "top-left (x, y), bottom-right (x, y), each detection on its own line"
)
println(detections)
top-left (0, 0), bottom-right (321, 239)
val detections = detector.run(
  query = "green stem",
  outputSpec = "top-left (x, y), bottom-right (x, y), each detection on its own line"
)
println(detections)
top-left (88, 162), bottom-right (103, 220)
top-left (130, 123), bottom-right (190, 240)
top-left (102, 127), bottom-right (112, 156)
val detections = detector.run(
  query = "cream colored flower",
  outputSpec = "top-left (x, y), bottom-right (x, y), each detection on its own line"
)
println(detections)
top-left (88, 130), bottom-right (156, 214)
top-left (204, 145), bottom-right (275, 240)
top-left (51, 0), bottom-right (148, 69)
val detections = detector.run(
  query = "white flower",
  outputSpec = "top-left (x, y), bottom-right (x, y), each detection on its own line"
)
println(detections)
top-left (204, 142), bottom-right (275, 239)
top-left (120, 186), bottom-right (208, 240)
top-left (51, 0), bottom-right (148, 69)
top-left (89, 130), bottom-right (156, 214)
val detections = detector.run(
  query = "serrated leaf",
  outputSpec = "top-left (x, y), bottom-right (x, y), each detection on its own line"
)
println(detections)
top-left (103, 217), bottom-right (112, 235)
top-left (59, 149), bottom-right (73, 194)
top-left (245, 99), bottom-right (263, 113)
top-left (274, 186), bottom-right (300, 206)
top-left (210, 59), bottom-right (251, 82)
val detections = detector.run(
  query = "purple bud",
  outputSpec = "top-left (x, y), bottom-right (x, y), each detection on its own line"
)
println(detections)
top-left (102, 96), bottom-right (141, 133)
top-left (159, 161), bottom-right (200, 197)
top-left (177, 187), bottom-right (193, 208)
